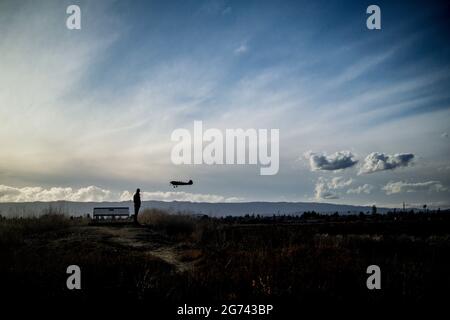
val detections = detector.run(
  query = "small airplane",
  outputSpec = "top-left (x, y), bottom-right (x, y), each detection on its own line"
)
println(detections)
top-left (170, 179), bottom-right (193, 188)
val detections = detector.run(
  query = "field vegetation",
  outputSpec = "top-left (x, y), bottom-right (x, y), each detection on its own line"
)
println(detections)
top-left (1, 207), bottom-right (449, 309)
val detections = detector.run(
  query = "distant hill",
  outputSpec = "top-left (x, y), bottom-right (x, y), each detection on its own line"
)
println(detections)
top-left (0, 200), bottom-right (390, 217)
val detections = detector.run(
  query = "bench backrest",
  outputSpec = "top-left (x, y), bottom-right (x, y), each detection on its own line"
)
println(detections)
top-left (93, 207), bottom-right (130, 217)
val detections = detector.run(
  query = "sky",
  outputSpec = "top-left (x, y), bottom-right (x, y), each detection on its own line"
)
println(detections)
top-left (0, 0), bottom-right (449, 208)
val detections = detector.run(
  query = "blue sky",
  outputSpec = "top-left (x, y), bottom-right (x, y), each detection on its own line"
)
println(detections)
top-left (0, 0), bottom-right (449, 207)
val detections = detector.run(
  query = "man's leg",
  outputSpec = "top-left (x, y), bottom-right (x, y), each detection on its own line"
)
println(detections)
top-left (134, 206), bottom-right (140, 224)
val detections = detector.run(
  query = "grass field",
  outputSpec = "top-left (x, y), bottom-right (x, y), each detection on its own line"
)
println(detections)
top-left (1, 208), bottom-right (449, 310)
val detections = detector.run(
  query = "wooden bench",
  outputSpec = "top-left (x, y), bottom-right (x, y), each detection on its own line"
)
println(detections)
top-left (91, 207), bottom-right (131, 224)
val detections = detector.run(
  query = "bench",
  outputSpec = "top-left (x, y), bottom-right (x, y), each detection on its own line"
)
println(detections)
top-left (91, 207), bottom-right (131, 224)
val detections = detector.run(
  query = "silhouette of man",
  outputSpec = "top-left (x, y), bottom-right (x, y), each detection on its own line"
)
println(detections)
top-left (133, 188), bottom-right (141, 225)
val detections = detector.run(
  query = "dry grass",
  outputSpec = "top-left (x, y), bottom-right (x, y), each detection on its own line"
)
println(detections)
top-left (182, 224), bottom-right (450, 303)
top-left (0, 206), bottom-right (89, 248)
top-left (1, 208), bottom-right (449, 305)
top-left (179, 248), bottom-right (203, 262)
top-left (139, 208), bottom-right (197, 239)
top-left (0, 213), bottom-right (75, 247)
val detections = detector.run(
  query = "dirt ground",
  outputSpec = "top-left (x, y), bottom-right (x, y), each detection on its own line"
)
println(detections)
top-left (84, 225), bottom-right (195, 272)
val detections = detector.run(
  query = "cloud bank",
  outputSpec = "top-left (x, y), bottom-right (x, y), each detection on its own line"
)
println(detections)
top-left (382, 181), bottom-right (447, 195)
top-left (119, 190), bottom-right (242, 203)
top-left (0, 185), bottom-right (242, 203)
top-left (359, 152), bottom-right (414, 174)
top-left (305, 151), bottom-right (358, 171)
top-left (0, 185), bottom-right (114, 202)
top-left (347, 184), bottom-right (374, 194)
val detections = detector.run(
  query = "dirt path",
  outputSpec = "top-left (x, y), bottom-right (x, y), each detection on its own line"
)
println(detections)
top-left (85, 225), bottom-right (194, 272)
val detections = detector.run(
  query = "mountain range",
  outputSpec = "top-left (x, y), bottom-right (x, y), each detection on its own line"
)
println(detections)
top-left (0, 200), bottom-right (390, 217)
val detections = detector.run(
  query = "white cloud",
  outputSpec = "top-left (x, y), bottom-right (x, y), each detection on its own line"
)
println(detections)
top-left (0, 185), bottom-right (114, 202)
top-left (359, 152), bottom-right (414, 174)
top-left (222, 6), bottom-right (232, 15)
top-left (382, 181), bottom-right (447, 195)
top-left (314, 177), bottom-right (352, 200)
top-left (234, 44), bottom-right (248, 55)
top-left (120, 190), bottom-right (243, 203)
top-left (0, 185), bottom-right (242, 203)
top-left (329, 177), bottom-right (353, 189)
top-left (198, 0), bottom-right (231, 16)
top-left (304, 151), bottom-right (358, 171)
top-left (347, 184), bottom-right (374, 194)
top-left (441, 132), bottom-right (448, 138)
top-left (314, 182), bottom-right (338, 200)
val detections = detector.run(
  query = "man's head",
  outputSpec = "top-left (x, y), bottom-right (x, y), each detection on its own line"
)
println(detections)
top-left (136, 188), bottom-right (140, 193)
